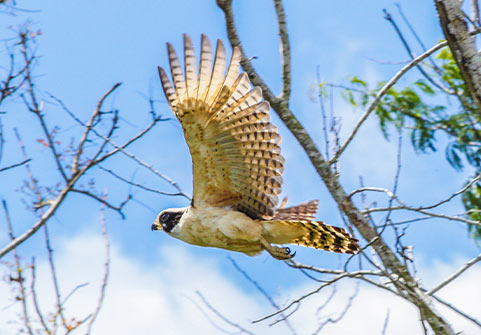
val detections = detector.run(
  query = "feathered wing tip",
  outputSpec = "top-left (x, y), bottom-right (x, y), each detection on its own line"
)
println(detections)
top-left (158, 66), bottom-right (177, 110)
top-left (167, 42), bottom-right (186, 104)
top-left (159, 35), bottom-right (242, 113)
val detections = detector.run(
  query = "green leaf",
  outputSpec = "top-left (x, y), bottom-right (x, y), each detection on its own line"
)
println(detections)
top-left (414, 79), bottom-right (435, 95)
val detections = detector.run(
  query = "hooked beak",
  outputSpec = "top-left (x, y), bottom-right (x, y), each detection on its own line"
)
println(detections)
top-left (151, 222), bottom-right (162, 231)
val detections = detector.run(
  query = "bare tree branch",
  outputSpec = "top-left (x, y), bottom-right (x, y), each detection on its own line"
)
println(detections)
top-left (19, 32), bottom-right (69, 182)
top-left (228, 257), bottom-right (296, 334)
top-left (364, 206), bottom-right (481, 227)
top-left (49, 92), bottom-right (190, 199)
top-left (312, 283), bottom-right (359, 335)
top-left (330, 40), bottom-right (452, 164)
top-left (71, 188), bottom-right (130, 219)
top-left (436, 0), bottom-right (481, 116)
top-left (0, 158), bottom-right (31, 173)
top-left (86, 205), bottom-right (110, 334)
top-left (472, 0), bottom-right (481, 27)
top-left (431, 294), bottom-right (481, 328)
top-left (381, 309), bottom-right (391, 335)
top-left (195, 291), bottom-right (255, 335)
top-left (72, 83), bottom-right (122, 173)
top-left (383, 8), bottom-right (454, 94)
top-left (351, 171), bottom-right (481, 228)
top-left (394, 3), bottom-right (443, 74)
top-left (43, 222), bottom-right (70, 331)
top-left (98, 165), bottom-right (187, 198)
top-left (30, 258), bottom-right (51, 334)
top-left (428, 251), bottom-right (481, 296)
top-left (0, 96), bottom-right (162, 259)
top-left (317, 66), bottom-right (331, 160)
top-left (2, 199), bottom-right (34, 335)
top-left (252, 271), bottom-right (359, 324)
top-left (273, 0), bottom-right (291, 100)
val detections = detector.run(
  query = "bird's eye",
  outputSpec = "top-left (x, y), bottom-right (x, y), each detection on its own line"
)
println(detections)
top-left (160, 213), bottom-right (169, 223)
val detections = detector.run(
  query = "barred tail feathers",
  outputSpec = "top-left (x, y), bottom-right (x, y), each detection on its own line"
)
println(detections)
top-left (261, 220), bottom-right (360, 254)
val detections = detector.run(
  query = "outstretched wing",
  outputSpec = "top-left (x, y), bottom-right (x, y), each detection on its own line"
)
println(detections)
top-left (158, 34), bottom-right (285, 219)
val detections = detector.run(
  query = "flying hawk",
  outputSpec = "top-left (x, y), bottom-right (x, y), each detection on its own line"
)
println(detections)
top-left (152, 34), bottom-right (360, 260)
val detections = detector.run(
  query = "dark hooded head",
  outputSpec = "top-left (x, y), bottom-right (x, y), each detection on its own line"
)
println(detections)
top-left (152, 208), bottom-right (186, 233)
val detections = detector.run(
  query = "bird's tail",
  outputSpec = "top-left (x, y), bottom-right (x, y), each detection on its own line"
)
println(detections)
top-left (261, 219), bottom-right (360, 254)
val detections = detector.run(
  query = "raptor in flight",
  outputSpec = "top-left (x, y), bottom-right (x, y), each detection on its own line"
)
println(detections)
top-left (152, 34), bottom-right (359, 260)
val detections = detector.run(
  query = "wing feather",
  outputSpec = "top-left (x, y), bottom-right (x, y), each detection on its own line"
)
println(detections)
top-left (158, 66), bottom-right (177, 110)
top-left (159, 35), bottom-right (285, 218)
top-left (204, 39), bottom-right (226, 106)
top-left (183, 34), bottom-right (197, 99)
top-left (197, 34), bottom-right (212, 101)
top-left (167, 43), bottom-right (186, 103)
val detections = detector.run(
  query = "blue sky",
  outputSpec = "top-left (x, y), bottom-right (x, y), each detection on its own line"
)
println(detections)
top-left (1, 1), bottom-right (480, 334)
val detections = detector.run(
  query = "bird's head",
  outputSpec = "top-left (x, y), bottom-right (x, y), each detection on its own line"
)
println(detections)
top-left (152, 207), bottom-right (186, 233)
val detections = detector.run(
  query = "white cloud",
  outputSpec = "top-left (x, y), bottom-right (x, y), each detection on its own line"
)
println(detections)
top-left (1, 231), bottom-right (480, 335)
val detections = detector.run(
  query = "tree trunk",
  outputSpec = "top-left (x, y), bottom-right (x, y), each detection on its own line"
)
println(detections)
top-left (435, 0), bottom-right (481, 116)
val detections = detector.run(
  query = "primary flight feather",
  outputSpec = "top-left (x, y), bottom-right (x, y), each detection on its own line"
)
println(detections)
top-left (152, 34), bottom-right (359, 259)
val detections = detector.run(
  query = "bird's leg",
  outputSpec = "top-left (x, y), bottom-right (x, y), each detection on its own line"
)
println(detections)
top-left (260, 237), bottom-right (296, 260)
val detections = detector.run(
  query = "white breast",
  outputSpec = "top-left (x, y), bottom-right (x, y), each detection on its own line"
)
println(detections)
top-left (169, 206), bottom-right (263, 252)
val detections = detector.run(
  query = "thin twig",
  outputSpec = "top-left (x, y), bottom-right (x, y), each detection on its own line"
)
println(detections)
top-left (43, 223), bottom-right (68, 330)
top-left (350, 171), bottom-right (481, 228)
top-left (381, 309), bottom-right (391, 335)
top-left (2, 199), bottom-right (34, 335)
top-left (253, 270), bottom-right (362, 324)
top-left (61, 282), bottom-right (89, 306)
top-left (30, 258), bottom-right (51, 333)
top-left (350, 170), bottom-right (480, 209)
top-left (383, 8), bottom-right (453, 93)
top-left (49, 92), bottom-right (188, 199)
top-left (0, 117), bottom-right (4, 165)
top-left (72, 83), bottom-right (122, 173)
top-left (317, 66), bottom-right (330, 160)
top-left (330, 40), bottom-right (450, 164)
top-left (20, 34), bottom-right (68, 181)
top-left (312, 283), bottom-right (359, 335)
top-left (0, 175), bottom-right (76, 259)
top-left (1, 112), bottom-right (161, 259)
top-left (330, 27), bottom-right (481, 164)
top-left (394, 3), bottom-right (443, 74)
top-left (428, 252), bottom-right (481, 295)
top-left (384, 130), bottom-right (403, 226)
top-left (228, 257), bottom-right (296, 334)
top-left (431, 294), bottom-right (481, 328)
top-left (98, 165), bottom-right (188, 198)
top-left (86, 204), bottom-right (110, 334)
top-left (196, 291), bottom-right (255, 335)
top-left (365, 206), bottom-right (481, 227)
top-left (71, 188), bottom-right (130, 219)
top-left (0, 158), bottom-right (31, 172)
